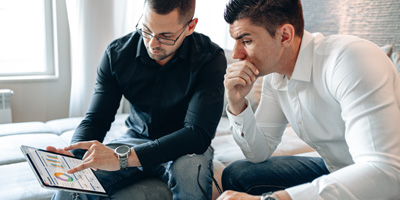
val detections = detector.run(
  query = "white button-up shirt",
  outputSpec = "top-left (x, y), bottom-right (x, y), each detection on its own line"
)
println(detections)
top-left (227, 31), bottom-right (400, 199)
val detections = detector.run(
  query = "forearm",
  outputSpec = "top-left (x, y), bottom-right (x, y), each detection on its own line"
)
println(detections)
top-left (227, 101), bottom-right (286, 163)
top-left (133, 124), bottom-right (215, 168)
top-left (275, 190), bottom-right (292, 200)
top-left (227, 98), bottom-right (248, 116)
top-left (71, 120), bottom-right (109, 144)
top-left (128, 148), bottom-right (141, 167)
top-left (287, 162), bottom-right (400, 199)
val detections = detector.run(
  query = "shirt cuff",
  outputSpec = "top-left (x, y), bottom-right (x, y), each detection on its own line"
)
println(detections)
top-left (226, 98), bottom-right (256, 140)
top-left (132, 141), bottom-right (161, 169)
top-left (286, 183), bottom-right (322, 200)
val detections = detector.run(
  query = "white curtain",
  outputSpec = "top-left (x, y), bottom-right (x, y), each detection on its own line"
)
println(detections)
top-left (195, 0), bottom-right (234, 50)
top-left (67, 0), bottom-right (142, 117)
top-left (67, 0), bottom-right (231, 117)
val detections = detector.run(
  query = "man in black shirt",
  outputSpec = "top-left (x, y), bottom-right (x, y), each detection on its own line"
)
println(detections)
top-left (47, 0), bottom-right (226, 199)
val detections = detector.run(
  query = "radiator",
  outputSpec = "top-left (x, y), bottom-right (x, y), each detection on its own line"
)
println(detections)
top-left (0, 89), bottom-right (14, 124)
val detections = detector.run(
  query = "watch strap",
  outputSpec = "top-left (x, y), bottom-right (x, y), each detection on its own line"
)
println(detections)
top-left (114, 146), bottom-right (131, 170)
top-left (119, 154), bottom-right (129, 170)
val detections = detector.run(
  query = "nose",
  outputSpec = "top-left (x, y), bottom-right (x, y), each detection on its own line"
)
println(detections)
top-left (148, 36), bottom-right (161, 49)
top-left (232, 42), bottom-right (246, 61)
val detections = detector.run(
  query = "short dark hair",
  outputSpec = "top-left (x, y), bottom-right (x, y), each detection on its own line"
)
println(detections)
top-left (145, 0), bottom-right (195, 24)
top-left (224, 0), bottom-right (304, 38)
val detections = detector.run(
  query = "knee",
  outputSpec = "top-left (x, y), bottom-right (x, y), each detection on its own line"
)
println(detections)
top-left (170, 154), bottom-right (212, 182)
top-left (168, 154), bottom-right (213, 199)
top-left (221, 160), bottom-right (248, 191)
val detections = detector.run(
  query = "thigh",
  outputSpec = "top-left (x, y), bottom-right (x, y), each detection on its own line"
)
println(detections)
top-left (53, 132), bottom-right (155, 200)
top-left (222, 156), bottom-right (329, 195)
top-left (52, 167), bottom-right (151, 200)
top-left (162, 147), bottom-right (214, 200)
top-left (94, 166), bottom-right (152, 195)
top-left (101, 136), bottom-right (155, 194)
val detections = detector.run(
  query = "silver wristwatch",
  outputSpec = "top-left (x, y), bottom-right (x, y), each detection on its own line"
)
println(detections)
top-left (114, 145), bottom-right (131, 170)
top-left (260, 192), bottom-right (279, 200)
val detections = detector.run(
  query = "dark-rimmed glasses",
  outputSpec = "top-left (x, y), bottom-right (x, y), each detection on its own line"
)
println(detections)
top-left (135, 14), bottom-right (192, 46)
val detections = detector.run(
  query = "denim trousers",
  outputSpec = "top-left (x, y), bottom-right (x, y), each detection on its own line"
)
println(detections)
top-left (221, 156), bottom-right (330, 195)
top-left (51, 139), bottom-right (214, 200)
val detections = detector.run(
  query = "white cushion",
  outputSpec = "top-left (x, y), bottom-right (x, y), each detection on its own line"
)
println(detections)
top-left (0, 162), bottom-right (54, 200)
top-left (45, 117), bottom-right (83, 135)
top-left (0, 122), bottom-right (52, 137)
top-left (380, 44), bottom-right (393, 57)
top-left (212, 126), bottom-right (317, 166)
top-left (391, 52), bottom-right (400, 75)
top-left (0, 133), bottom-right (68, 165)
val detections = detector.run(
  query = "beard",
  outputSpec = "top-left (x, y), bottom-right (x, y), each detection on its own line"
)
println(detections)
top-left (146, 47), bottom-right (176, 61)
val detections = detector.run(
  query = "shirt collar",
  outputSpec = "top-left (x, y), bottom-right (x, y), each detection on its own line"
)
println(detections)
top-left (135, 33), bottom-right (190, 66)
top-left (270, 31), bottom-right (315, 91)
top-left (136, 36), bottom-right (144, 59)
top-left (290, 31), bottom-right (315, 82)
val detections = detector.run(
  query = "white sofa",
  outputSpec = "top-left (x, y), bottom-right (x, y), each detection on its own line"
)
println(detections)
top-left (1, 46), bottom-right (398, 200)
top-left (0, 70), bottom-right (318, 200)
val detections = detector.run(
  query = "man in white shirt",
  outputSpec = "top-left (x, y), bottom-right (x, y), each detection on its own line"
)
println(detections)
top-left (217, 0), bottom-right (400, 200)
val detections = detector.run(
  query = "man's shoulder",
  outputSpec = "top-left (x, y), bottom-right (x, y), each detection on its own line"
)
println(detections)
top-left (107, 32), bottom-right (140, 55)
top-left (190, 32), bottom-right (223, 55)
top-left (185, 32), bottom-right (225, 64)
top-left (313, 33), bottom-right (375, 55)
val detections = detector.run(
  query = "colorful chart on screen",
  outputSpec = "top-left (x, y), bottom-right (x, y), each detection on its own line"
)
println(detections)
top-left (20, 145), bottom-right (107, 196)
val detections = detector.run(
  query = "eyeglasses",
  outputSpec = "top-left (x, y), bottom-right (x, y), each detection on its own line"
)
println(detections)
top-left (135, 14), bottom-right (192, 46)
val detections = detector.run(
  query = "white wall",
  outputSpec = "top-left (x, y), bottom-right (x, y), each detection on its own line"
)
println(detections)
top-left (302, 0), bottom-right (400, 52)
top-left (2, 0), bottom-right (399, 123)
top-left (0, 0), bottom-right (71, 123)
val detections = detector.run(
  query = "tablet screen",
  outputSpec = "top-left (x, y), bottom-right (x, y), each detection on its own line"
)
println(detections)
top-left (21, 145), bottom-right (107, 196)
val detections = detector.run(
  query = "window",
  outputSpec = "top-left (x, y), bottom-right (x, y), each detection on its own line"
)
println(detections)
top-left (194, 0), bottom-right (234, 50)
top-left (0, 0), bottom-right (57, 81)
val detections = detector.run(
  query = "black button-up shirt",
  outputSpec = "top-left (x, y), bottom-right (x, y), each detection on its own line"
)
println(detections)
top-left (71, 31), bottom-right (226, 168)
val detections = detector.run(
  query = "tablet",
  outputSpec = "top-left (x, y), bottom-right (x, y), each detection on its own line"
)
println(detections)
top-left (20, 145), bottom-right (108, 197)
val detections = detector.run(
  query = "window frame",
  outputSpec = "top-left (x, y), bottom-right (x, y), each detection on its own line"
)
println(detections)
top-left (0, 0), bottom-right (59, 82)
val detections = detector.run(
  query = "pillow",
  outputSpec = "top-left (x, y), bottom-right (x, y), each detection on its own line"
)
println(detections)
top-left (380, 44), bottom-right (393, 57)
top-left (391, 52), bottom-right (400, 76)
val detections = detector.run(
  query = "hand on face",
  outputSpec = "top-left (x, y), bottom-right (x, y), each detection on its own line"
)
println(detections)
top-left (216, 190), bottom-right (259, 200)
top-left (224, 60), bottom-right (259, 115)
top-left (62, 141), bottom-right (120, 174)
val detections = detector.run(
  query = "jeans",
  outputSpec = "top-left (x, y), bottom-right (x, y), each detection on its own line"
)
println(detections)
top-left (52, 138), bottom-right (214, 200)
top-left (221, 156), bottom-right (330, 195)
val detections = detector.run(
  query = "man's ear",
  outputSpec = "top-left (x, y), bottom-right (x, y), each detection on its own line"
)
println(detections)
top-left (186, 18), bottom-right (198, 36)
top-left (278, 24), bottom-right (295, 47)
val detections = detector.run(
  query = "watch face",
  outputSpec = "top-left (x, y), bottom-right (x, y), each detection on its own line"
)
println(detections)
top-left (115, 146), bottom-right (130, 154)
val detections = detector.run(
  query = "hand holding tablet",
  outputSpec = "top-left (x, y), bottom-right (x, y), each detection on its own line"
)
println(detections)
top-left (20, 145), bottom-right (108, 196)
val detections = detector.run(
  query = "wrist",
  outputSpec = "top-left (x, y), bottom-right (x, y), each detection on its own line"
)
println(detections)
top-left (114, 145), bottom-right (131, 170)
top-left (260, 192), bottom-right (279, 200)
top-left (228, 100), bottom-right (247, 116)
top-left (128, 148), bottom-right (141, 167)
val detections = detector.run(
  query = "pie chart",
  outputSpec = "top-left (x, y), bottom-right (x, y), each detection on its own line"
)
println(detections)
top-left (54, 172), bottom-right (74, 182)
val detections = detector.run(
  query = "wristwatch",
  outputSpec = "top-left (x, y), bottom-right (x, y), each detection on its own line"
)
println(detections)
top-left (114, 145), bottom-right (131, 170)
top-left (260, 192), bottom-right (279, 200)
